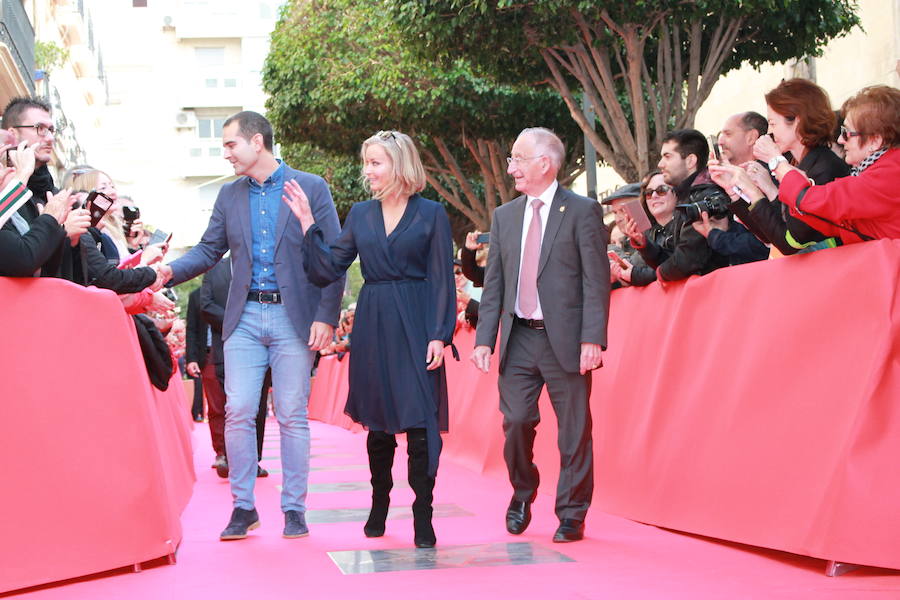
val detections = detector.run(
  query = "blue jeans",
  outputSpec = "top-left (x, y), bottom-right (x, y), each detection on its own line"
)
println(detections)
top-left (224, 302), bottom-right (313, 513)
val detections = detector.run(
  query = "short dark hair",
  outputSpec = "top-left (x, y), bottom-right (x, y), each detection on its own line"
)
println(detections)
top-left (740, 112), bottom-right (768, 137)
top-left (223, 111), bottom-right (273, 151)
top-left (1, 97), bottom-right (52, 129)
top-left (662, 129), bottom-right (709, 171)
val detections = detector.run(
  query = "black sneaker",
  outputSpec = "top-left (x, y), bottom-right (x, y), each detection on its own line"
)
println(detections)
top-left (220, 507), bottom-right (260, 540)
top-left (283, 510), bottom-right (309, 538)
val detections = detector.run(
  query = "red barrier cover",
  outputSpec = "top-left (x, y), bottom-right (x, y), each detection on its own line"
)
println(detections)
top-left (0, 278), bottom-right (195, 593)
top-left (310, 240), bottom-right (900, 570)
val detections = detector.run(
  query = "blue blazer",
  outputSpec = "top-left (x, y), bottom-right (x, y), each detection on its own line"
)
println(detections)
top-left (169, 165), bottom-right (344, 341)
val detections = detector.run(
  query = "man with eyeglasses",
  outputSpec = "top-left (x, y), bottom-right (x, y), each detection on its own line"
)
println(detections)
top-left (472, 127), bottom-right (609, 544)
top-left (0, 97), bottom-right (89, 277)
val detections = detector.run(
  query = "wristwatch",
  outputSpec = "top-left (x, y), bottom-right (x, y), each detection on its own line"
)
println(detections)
top-left (768, 155), bottom-right (788, 173)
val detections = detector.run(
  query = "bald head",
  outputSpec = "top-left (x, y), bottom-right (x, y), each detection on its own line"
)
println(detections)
top-left (718, 112), bottom-right (766, 164)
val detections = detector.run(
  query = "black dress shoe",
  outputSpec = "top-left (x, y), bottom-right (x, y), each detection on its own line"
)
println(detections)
top-left (505, 499), bottom-right (532, 535)
top-left (552, 519), bottom-right (584, 543)
top-left (256, 465), bottom-right (269, 478)
top-left (220, 507), bottom-right (260, 540)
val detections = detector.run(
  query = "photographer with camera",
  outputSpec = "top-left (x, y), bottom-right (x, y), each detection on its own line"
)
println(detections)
top-left (623, 130), bottom-right (729, 282)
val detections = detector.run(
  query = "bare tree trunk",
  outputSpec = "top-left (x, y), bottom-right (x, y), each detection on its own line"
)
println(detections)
top-left (534, 10), bottom-right (749, 183)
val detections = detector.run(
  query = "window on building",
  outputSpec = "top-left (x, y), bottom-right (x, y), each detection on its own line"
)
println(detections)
top-left (198, 118), bottom-right (225, 139)
top-left (224, 79), bottom-right (237, 88)
top-left (195, 47), bottom-right (225, 67)
top-left (205, 78), bottom-right (218, 88)
top-left (133, 0), bottom-right (148, 7)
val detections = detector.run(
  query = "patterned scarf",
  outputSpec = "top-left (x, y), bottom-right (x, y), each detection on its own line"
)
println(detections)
top-left (851, 148), bottom-right (887, 176)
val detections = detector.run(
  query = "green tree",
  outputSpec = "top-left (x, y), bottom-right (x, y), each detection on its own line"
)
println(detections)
top-left (389, 0), bottom-right (860, 182)
top-left (263, 0), bottom-right (585, 232)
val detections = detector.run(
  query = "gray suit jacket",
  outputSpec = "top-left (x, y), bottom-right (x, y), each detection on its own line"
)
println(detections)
top-left (475, 185), bottom-right (610, 374)
top-left (169, 165), bottom-right (344, 341)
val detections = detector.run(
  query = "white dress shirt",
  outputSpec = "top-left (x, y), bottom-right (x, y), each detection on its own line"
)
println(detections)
top-left (515, 180), bottom-right (557, 319)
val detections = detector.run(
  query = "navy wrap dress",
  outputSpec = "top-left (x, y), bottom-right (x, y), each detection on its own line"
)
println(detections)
top-left (302, 194), bottom-right (456, 475)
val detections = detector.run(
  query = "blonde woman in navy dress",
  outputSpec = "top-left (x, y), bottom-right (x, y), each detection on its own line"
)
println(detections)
top-left (282, 130), bottom-right (456, 548)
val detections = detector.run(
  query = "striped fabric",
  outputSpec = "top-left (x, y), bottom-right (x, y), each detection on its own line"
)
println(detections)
top-left (0, 181), bottom-right (32, 230)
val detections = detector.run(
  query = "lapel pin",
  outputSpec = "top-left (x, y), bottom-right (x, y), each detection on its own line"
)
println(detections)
top-left (559, 205), bottom-right (566, 212)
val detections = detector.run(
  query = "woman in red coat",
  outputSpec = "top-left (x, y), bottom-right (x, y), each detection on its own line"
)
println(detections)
top-left (711, 85), bottom-right (900, 243)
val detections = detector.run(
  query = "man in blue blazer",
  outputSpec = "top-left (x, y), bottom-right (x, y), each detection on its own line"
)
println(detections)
top-left (159, 111), bottom-right (343, 540)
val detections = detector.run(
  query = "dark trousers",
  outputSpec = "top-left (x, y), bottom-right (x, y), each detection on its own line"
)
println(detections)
top-left (190, 373), bottom-right (204, 419)
top-left (498, 323), bottom-right (594, 521)
top-left (201, 351), bottom-right (270, 460)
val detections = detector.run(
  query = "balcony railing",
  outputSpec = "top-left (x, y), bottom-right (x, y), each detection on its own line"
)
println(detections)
top-left (0, 0), bottom-right (35, 94)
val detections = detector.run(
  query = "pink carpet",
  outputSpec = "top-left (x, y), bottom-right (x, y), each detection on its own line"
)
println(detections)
top-left (7, 419), bottom-right (900, 599)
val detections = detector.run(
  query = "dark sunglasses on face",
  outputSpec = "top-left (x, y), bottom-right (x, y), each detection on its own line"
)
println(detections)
top-left (644, 184), bottom-right (672, 198)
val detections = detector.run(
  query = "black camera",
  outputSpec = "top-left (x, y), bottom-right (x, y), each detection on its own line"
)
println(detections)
top-left (675, 184), bottom-right (731, 222)
top-left (122, 205), bottom-right (141, 237)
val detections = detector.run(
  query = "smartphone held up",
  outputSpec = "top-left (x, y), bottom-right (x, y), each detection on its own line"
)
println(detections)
top-left (85, 190), bottom-right (114, 228)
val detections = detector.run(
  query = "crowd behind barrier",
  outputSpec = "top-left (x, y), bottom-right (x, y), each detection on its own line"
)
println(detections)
top-left (310, 239), bottom-right (900, 571)
top-left (0, 277), bottom-right (194, 594)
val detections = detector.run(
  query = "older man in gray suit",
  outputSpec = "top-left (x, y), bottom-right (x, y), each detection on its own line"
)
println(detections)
top-left (159, 111), bottom-right (343, 541)
top-left (472, 127), bottom-right (609, 543)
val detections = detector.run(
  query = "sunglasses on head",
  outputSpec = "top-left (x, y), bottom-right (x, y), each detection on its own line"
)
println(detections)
top-left (376, 130), bottom-right (397, 141)
top-left (644, 184), bottom-right (672, 198)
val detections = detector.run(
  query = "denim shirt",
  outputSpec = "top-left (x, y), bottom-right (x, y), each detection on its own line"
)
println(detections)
top-left (248, 160), bottom-right (285, 291)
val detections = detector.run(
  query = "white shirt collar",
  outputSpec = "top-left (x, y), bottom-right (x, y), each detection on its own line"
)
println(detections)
top-left (528, 180), bottom-right (558, 207)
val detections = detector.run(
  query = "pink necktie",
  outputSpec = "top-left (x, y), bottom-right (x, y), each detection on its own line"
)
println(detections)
top-left (518, 199), bottom-right (543, 318)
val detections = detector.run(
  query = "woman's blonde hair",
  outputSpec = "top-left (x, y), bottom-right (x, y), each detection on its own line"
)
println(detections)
top-left (360, 130), bottom-right (426, 201)
top-left (62, 167), bottom-right (126, 246)
top-left (61, 165), bottom-right (97, 192)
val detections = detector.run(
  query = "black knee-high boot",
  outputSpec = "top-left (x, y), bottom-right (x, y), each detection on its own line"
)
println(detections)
top-left (406, 428), bottom-right (436, 548)
top-left (364, 431), bottom-right (397, 537)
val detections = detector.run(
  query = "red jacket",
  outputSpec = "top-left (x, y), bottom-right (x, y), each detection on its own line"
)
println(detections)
top-left (779, 147), bottom-right (900, 243)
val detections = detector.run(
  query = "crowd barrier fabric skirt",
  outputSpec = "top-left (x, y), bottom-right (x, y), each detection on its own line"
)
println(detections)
top-left (0, 277), bottom-right (195, 593)
top-left (309, 239), bottom-right (900, 571)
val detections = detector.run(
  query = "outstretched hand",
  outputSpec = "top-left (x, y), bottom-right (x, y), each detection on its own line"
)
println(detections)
top-left (282, 179), bottom-right (315, 233)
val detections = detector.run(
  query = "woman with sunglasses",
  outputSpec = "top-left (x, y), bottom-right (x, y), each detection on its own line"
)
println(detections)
top-left (614, 171), bottom-right (674, 286)
top-left (622, 169), bottom-right (728, 283)
top-left (711, 85), bottom-right (900, 243)
top-left (725, 79), bottom-right (850, 255)
top-left (283, 130), bottom-right (455, 548)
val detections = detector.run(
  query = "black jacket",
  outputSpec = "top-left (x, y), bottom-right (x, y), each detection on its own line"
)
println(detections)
top-left (733, 146), bottom-right (850, 255)
top-left (72, 228), bottom-right (156, 293)
top-left (185, 288), bottom-right (209, 368)
top-left (460, 246), bottom-right (484, 287)
top-left (0, 166), bottom-right (67, 277)
top-left (637, 170), bottom-right (729, 281)
top-left (0, 213), bottom-right (66, 277)
top-left (200, 257), bottom-right (230, 367)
